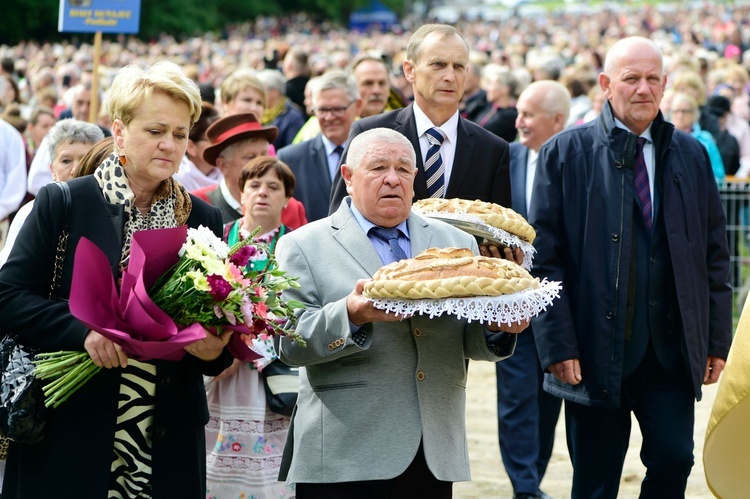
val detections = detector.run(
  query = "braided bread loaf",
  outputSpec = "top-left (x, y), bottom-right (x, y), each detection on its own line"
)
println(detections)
top-left (363, 247), bottom-right (540, 299)
top-left (413, 198), bottom-right (536, 243)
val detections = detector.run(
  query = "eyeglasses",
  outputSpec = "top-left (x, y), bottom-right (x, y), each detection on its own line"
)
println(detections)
top-left (313, 101), bottom-right (355, 118)
top-left (671, 109), bottom-right (694, 115)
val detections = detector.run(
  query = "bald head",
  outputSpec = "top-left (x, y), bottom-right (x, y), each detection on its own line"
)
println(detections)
top-left (515, 80), bottom-right (571, 152)
top-left (599, 36), bottom-right (666, 135)
top-left (603, 37), bottom-right (664, 76)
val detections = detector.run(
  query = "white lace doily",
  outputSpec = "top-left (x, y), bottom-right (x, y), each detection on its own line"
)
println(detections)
top-left (367, 279), bottom-right (561, 325)
top-left (412, 208), bottom-right (536, 270)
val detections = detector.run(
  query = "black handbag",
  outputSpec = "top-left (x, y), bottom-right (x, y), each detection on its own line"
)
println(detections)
top-left (0, 181), bottom-right (72, 448)
top-left (261, 358), bottom-right (299, 417)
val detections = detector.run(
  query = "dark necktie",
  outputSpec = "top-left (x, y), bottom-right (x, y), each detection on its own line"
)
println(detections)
top-left (633, 137), bottom-right (652, 233)
top-left (370, 226), bottom-right (407, 263)
top-left (331, 145), bottom-right (344, 180)
top-left (424, 128), bottom-right (445, 198)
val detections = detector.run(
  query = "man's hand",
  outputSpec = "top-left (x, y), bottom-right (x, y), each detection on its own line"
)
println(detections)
top-left (479, 241), bottom-right (524, 266)
top-left (486, 318), bottom-right (530, 333)
top-left (347, 279), bottom-right (410, 326)
top-left (84, 330), bottom-right (128, 369)
top-left (549, 359), bottom-right (582, 385)
top-left (704, 356), bottom-right (726, 385)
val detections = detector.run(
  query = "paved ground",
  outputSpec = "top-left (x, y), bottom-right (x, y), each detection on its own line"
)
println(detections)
top-left (454, 360), bottom-right (717, 498)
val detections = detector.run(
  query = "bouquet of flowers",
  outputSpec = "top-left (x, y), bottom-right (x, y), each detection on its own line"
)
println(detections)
top-left (34, 225), bottom-right (305, 408)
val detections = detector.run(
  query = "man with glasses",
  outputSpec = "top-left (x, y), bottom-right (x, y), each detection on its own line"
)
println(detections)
top-left (278, 70), bottom-right (362, 221)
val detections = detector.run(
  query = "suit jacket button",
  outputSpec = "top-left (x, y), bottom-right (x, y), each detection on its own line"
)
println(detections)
top-left (417, 371), bottom-right (425, 381)
top-left (414, 328), bottom-right (422, 337)
top-left (155, 427), bottom-right (166, 439)
top-left (328, 344), bottom-right (334, 351)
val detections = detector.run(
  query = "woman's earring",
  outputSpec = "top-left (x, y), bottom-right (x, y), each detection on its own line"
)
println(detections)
top-left (119, 154), bottom-right (127, 166)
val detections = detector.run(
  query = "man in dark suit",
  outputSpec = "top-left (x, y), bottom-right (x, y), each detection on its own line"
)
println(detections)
top-left (277, 70), bottom-right (362, 222)
top-left (329, 24), bottom-right (511, 215)
top-left (496, 80), bottom-right (569, 499)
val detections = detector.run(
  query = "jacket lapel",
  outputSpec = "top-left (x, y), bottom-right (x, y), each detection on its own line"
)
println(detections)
top-left (310, 135), bottom-right (333, 197)
top-left (445, 117), bottom-right (474, 199)
top-left (510, 144), bottom-right (529, 218)
top-left (406, 212), bottom-right (433, 255)
top-left (330, 199), bottom-right (385, 276)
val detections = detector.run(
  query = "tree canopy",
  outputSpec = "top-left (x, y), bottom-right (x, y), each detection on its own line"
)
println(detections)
top-left (0, 0), bottom-right (405, 45)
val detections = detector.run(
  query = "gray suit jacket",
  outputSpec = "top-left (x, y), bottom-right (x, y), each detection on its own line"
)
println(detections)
top-left (277, 134), bottom-right (332, 222)
top-left (275, 199), bottom-right (516, 484)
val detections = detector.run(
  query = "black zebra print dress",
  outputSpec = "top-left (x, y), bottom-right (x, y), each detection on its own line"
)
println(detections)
top-left (109, 360), bottom-right (157, 498)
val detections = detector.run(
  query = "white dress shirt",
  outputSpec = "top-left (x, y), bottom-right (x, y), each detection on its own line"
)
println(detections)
top-left (412, 103), bottom-right (459, 190)
top-left (0, 118), bottom-right (27, 220)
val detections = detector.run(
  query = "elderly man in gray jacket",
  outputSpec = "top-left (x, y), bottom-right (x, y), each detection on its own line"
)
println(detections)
top-left (276, 127), bottom-right (526, 498)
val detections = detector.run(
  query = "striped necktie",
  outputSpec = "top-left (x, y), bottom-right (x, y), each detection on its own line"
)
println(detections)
top-left (633, 137), bottom-right (652, 233)
top-left (424, 127), bottom-right (445, 198)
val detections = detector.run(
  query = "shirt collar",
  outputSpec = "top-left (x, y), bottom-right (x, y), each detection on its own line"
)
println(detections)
top-left (320, 134), bottom-right (345, 155)
top-left (413, 102), bottom-right (459, 145)
top-left (348, 198), bottom-right (410, 239)
top-left (614, 118), bottom-right (654, 143)
top-left (220, 179), bottom-right (242, 213)
top-left (527, 148), bottom-right (538, 166)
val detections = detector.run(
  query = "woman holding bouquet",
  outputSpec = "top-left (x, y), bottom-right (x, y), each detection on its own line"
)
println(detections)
top-left (0, 61), bottom-right (233, 498)
top-left (205, 156), bottom-right (297, 498)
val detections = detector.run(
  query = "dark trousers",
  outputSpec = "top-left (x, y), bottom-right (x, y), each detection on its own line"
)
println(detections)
top-left (565, 345), bottom-right (695, 499)
top-left (496, 329), bottom-right (561, 494)
top-left (295, 445), bottom-right (452, 499)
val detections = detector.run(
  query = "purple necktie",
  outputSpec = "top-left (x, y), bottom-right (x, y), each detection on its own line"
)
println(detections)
top-left (634, 137), bottom-right (652, 232)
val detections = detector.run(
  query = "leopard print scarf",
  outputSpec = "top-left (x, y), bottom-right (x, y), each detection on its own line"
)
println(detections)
top-left (94, 153), bottom-right (192, 272)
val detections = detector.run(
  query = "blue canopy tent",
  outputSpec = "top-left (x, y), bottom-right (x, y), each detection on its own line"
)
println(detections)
top-left (349, 1), bottom-right (398, 31)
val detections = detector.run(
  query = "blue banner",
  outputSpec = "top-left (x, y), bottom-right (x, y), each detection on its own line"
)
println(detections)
top-left (58, 0), bottom-right (141, 34)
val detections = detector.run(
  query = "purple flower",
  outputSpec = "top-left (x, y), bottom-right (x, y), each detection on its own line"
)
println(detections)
top-left (207, 274), bottom-right (233, 301)
top-left (229, 245), bottom-right (256, 267)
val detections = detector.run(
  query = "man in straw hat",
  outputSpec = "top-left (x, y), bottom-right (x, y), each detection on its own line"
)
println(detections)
top-left (192, 113), bottom-right (307, 228)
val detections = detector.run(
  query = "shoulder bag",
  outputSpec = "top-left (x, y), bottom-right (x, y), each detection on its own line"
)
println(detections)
top-left (262, 358), bottom-right (299, 417)
top-left (0, 181), bottom-right (72, 450)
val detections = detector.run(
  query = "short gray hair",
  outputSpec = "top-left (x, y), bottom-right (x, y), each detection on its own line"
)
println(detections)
top-left (313, 70), bottom-right (359, 105)
top-left (347, 128), bottom-right (416, 171)
top-left (218, 136), bottom-right (269, 160)
top-left (47, 119), bottom-right (104, 160)
top-left (257, 69), bottom-right (286, 94)
top-left (407, 24), bottom-right (469, 64)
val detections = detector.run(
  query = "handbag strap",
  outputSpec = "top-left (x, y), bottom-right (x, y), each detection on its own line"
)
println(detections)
top-left (49, 182), bottom-right (72, 300)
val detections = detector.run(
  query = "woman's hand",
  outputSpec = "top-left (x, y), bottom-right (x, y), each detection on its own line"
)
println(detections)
top-left (84, 330), bottom-right (128, 369)
top-left (184, 327), bottom-right (233, 361)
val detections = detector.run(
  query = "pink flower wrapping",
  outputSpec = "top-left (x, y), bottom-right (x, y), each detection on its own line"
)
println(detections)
top-left (68, 226), bottom-right (261, 362)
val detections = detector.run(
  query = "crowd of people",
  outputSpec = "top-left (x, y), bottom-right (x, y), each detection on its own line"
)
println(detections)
top-left (0, 2), bottom-right (746, 498)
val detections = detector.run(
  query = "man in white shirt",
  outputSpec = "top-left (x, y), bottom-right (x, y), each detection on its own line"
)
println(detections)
top-left (0, 117), bottom-right (27, 252)
top-left (277, 70), bottom-right (362, 222)
top-left (329, 24), bottom-right (511, 216)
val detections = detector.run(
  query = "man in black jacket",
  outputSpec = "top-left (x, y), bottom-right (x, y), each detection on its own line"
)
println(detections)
top-left (329, 24), bottom-right (511, 216)
top-left (530, 37), bottom-right (732, 499)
